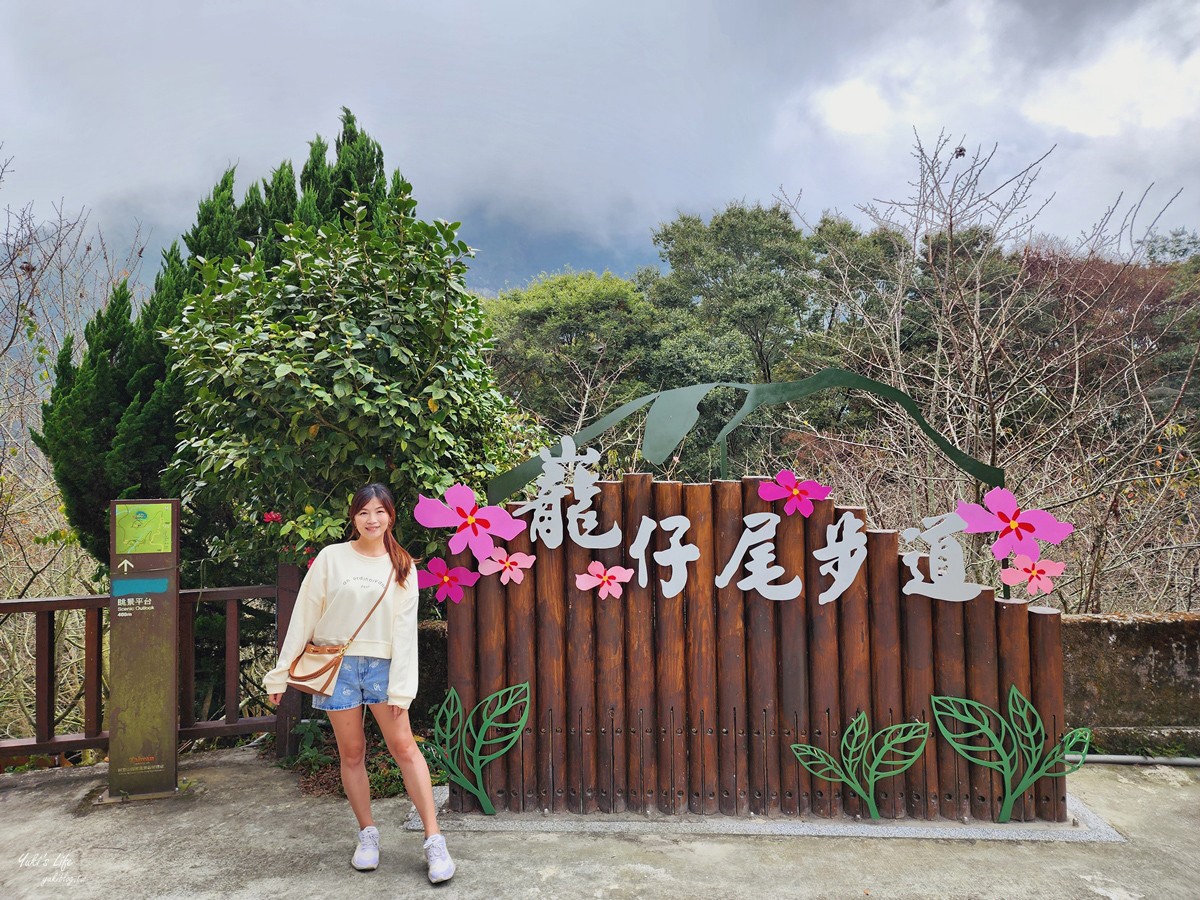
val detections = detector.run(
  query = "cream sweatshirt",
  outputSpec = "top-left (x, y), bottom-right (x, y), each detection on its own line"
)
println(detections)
top-left (262, 542), bottom-right (420, 708)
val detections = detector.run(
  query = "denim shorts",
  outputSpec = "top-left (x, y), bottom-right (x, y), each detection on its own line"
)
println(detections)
top-left (312, 655), bottom-right (391, 711)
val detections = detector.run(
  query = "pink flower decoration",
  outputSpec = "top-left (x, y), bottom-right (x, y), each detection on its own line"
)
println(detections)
top-left (999, 554), bottom-right (1066, 597)
top-left (417, 557), bottom-right (481, 604)
top-left (414, 483), bottom-right (526, 563)
top-left (478, 548), bottom-right (536, 585)
top-left (758, 470), bottom-right (832, 517)
top-left (956, 487), bottom-right (1074, 562)
top-left (574, 560), bottom-right (634, 600)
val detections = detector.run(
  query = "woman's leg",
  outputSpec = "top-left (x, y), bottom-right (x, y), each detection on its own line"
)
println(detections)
top-left (369, 704), bottom-right (440, 837)
top-left (327, 706), bottom-right (374, 828)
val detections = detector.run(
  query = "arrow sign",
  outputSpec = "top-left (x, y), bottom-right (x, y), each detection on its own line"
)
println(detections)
top-left (118, 559), bottom-right (134, 573)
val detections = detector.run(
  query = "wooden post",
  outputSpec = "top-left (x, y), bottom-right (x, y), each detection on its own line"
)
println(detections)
top-left (84, 606), bottom-right (104, 738)
top-left (224, 599), bottom-right (240, 724)
top-left (900, 554), bottom-right (939, 820)
top-left (447, 548), bottom-right (478, 812)
top-left (743, 478), bottom-right (782, 816)
top-left (505, 504), bottom-right (538, 812)
top-left (805, 497), bottom-right (841, 818)
top-left (964, 588), bottom-right (1000, 822)
top-left (776, 491), bottom-right (810, 816)
top-left (932, 592), bottom-right (969, 820)
top-left (654, 481), bottom-right (688, 814)
top-left (1030, 606), bottom-right (1067, 822)
top-left (535, 518), bottom-right (567, 813)
top-left (866, 530), bottom-right (905, 818)
top-left (274, 564), bottom-right (302, 759)
top-left (714, 480), bottom-right (749, 817)
top-left (835, 506), bottom-right (871, 818)
top-left (622, 473), bottom-right (657, 813)
top-left (684, 483), bottom-right (719, 814)
top-left (996, 599), bottom-right (1035, 821)
top-left (34, 611), bottom-right (55, 744)
top-left (595, 481), bottom-right (627, 813)
top-left (565, 516), bottom-right (597, 814)
top-left (178, 591), bottom-right (196, 730)
top-left (477, 545), bottom-right (508, 811)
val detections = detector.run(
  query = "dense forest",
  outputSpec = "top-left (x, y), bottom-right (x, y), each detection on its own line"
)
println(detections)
top-left (1, 117), bottom-right (1196, 740)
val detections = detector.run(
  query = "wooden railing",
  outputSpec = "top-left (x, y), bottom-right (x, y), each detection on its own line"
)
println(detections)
top-left (0, 565), bottom-right (302, 760)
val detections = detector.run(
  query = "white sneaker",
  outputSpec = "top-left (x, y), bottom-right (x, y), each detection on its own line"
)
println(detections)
top-left (423, 833), bottom-right (455, 883)
top-left (352, 825), bottom-right (379, 871)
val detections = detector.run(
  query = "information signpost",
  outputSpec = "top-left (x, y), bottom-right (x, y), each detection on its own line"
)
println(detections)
top-left (103, 499), bottom-right (180, 801)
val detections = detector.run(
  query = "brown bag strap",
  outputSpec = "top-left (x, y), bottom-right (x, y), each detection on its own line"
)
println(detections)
top-left (345, 567), bottom-right (394, 646)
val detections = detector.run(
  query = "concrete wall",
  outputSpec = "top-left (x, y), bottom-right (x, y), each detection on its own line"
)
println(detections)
top-left (413, 613), bottom-right (1200, 755)
top-left (1063, 612), bottom-right (1200, 755)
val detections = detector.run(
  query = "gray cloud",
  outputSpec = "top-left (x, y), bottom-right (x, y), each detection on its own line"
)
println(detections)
top-left (1, 0), bottom-right (1196, 295)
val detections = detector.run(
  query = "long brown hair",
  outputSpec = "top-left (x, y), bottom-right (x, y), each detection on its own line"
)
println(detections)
top-left (348, 483), bottom-right (414, 585)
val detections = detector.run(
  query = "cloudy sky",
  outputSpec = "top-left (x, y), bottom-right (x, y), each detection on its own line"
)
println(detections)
top-left (2, 0), bottom-right (1198, 294)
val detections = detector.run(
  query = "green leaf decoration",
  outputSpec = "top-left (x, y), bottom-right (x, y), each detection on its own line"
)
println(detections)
top-left (642, 383), bottom-right (721, 465)
top-left (931, 695), bottom-right (1015, 775)
top-left (866, 721), bottom-right (931, 779)
top-left (841, 711), bottom-right (871, 778)
top-left (935, 688), bottom-right (1091, 823)
top-left (431, 682), bottom-right (530, 816)
top-left (1060, 728), bottom-right (1092, 774)
top-left (463, 682), bottom-right (531, 814)
top-left (790, 743), bottom-right (845, 784)
top-left (434, 687), bottom-right (464, 763)
top-left (1006, 685), bottom-right (1047, 771)
top-left (487, 367), bottom-right (1004, 504)
top-left (792, 713), bottom-right (930, 819)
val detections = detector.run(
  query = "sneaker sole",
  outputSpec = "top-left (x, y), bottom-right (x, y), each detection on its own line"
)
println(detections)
top-left (352, 859), bottom-right (379, 871)
top-left (428, 865), bottom-right (455, 884)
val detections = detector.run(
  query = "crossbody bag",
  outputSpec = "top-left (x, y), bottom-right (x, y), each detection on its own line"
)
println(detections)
top-left (286, 567), bottom-right (394, 696)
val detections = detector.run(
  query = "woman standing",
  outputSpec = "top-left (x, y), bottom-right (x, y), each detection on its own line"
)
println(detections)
top-left (265, 483), bottom-right (454, 884)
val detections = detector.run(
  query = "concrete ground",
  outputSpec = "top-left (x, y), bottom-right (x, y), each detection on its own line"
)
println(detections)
top-left (1, 747), bottom-right (1197, 899)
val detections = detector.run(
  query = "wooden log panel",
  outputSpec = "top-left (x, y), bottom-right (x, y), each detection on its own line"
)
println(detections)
top-left (1030, 606), bottom-right (1068, 823)
top-left (477, 546), bottom-right (508, 811)
top-left (964, 588), bottom-right (1000, 822)
top-left (654, 481), bottom-right (688, 815)
top-left (713, 480), bottom-right (749, 817)
top-left (622, 473), bottom-right (657, 813)
top-left (683, 483), bottom-right (719, 815)
top-left (835, 505), bottom-right (871, 818)
top-left (505, 504), bottom-right (539, 812)
top-left (776, 490), bottom-right (810, 816)
top-left (742, 478), bottom-right (782, 816)
top-left (565, 512), bottom-right (598, 814)
top-left (996, 599), bottom-right (1035, 821)
top-left (900, 554), bottom-right (939, 820)
top-left (866, 530), bottom-right (905, 819)
top-left (595, 481), bottom-right (627, 813)
top-left (534, 520), bottom-right (568, 814)
top-left (446, 548), bottom-right (478, 812)
top-left (805, 497), bottom-right (841, 818)
top-left (933, 593), bottom-right (969, 820)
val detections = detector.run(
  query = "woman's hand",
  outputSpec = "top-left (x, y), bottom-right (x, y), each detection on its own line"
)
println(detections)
top-left (268, 693), bottom-right (282, 706)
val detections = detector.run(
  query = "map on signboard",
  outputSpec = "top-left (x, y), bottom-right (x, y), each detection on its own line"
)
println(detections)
top-left (115, 503), bottom-right (174, 555)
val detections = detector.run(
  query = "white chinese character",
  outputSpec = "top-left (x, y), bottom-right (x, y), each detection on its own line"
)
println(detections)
top-left (812, 511), bottom-right (868, 605)
top-left (901, 511), bottom-right (987, 602)
top-left (715, 512), bottom-right (802, 601)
